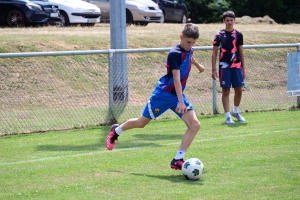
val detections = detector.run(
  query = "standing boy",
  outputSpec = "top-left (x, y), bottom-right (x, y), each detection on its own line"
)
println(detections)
top-left (211, 10), bottom-right (246, 124)
top-left (106, 23), bottom-right (205, 170)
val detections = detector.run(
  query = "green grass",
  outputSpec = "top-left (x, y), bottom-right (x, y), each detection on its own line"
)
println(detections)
top-left (0, 110), bottom-right (299, 200)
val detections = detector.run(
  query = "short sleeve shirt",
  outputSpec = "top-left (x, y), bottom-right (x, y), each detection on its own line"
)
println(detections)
top-left (213, 29), bottom-right (243, 68)
top-left (153, 44), bottom-right (193, 95)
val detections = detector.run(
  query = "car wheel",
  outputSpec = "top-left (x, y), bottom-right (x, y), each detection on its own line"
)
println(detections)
top-left (134, 22), bottom-right (148, 26)
top-left (181, 14), bottom-right (187, 24)
top-left (60, 11), bottom-right (70, 27)
top-left (160, 12), bottom-right (165, 23)
top-left (6, 9), bottom-right (25, 27)
top-left (126, 9), bottom-right (133, 26)
top-left (81, 23), bottom-right (95, 27)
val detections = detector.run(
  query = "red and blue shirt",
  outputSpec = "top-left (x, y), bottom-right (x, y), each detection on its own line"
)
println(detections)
top-left (153, 44), bottom-right (193, 95)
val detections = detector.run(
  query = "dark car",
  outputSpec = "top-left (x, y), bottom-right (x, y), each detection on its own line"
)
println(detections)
top-left (152, 0), bottom-right (188, 23)
top-left (0, 0), bottom-right (60, 27)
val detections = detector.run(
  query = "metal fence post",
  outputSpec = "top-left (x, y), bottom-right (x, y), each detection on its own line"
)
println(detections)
top-left (108, 0), bottom-right (128, 124)
top-left (108, 50), bottom-right (115, 124)
top-left (212, 79), bottom-right (218, 114)
top-left (297, 44), bottom-right (300, 107)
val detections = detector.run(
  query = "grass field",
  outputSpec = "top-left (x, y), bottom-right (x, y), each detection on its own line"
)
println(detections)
top-left (1, 110), bottom-right (299, 200)
top-left (0, 23), bottom-right (300, 198)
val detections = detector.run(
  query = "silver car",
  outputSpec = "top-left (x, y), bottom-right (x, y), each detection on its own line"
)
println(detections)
top-left (85, 0), bottom-right (162, 26)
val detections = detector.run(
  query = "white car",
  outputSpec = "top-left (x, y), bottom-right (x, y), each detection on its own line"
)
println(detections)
top-left (39, 0), bottom-right (101, 26)
top-left (85, 0), bottom-right (162, 26)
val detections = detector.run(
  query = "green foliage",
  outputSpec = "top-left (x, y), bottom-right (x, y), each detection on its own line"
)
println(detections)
top-left (219, 0), bottom-right (300, 24)
top-left (186, 0), bottom-right (230, 23)
top-left (185, 0), bottom-right (300, 24)
top-left (206, 0), bottom-right (230, 22)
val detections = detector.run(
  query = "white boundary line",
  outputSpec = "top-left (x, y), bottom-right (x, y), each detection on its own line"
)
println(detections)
top-left (1, 128), bottom-right (299, 166)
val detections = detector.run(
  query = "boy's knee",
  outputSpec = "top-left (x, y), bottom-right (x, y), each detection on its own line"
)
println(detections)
top-left (191, 121), bottom-right (201, 132)
top-left (196, 122), bottom-right (201, 131)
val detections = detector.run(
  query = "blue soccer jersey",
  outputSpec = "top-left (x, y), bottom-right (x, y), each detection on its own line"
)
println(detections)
top-left (213, 29), bottom-right (243, 69)
top-left (153, 44), bottom-right (193, 95)
top-left (142, 44), bottom-right (194, 119)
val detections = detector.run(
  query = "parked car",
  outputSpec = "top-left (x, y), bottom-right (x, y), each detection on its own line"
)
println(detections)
top-left (0, 0), bottom-right (60, 27)
top-left (37, 0), bottom-right (101, 27)
top-left (84, 0), bottom-right (162, 26)
top-left (152, 0), bottom-right (188, 23)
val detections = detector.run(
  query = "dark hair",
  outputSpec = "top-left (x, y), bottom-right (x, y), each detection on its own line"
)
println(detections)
top-left (181, 23), bottom-right (199, 39)
top-left (222, 10), bottom-right (236, 20)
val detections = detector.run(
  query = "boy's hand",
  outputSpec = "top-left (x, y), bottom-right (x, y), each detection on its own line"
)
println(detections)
top-left (198, 65), bottom-right (205, 73)
top-left (212, 69), bottom-right (218, 80)
top-left (176, 102), bottom-right (187, 114)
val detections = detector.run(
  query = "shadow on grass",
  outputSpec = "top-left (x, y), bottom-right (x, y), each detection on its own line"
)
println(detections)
top-left (36, 144), bottom-right (101, 151)
top-left (36, 141), bottom-right (161, 151)
top-left (133, 133), bottom-right (183, 141)
top-left (34, 126), bottom-right (162, 151)
top-left (112, 170), bottom-right (204, 185)
top-left (221, 122), bottom-right (248, 127)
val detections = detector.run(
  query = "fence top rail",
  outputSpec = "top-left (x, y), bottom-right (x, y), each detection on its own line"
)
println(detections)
top-left (0, 43), bottom-right (299, 58)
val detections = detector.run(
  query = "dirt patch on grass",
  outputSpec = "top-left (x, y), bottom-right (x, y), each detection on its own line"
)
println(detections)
top-left (236, 15), bottom-right (277, 24)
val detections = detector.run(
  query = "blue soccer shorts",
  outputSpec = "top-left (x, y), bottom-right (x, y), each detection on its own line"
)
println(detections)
top-left (142, 91), bottom-right (194, 119)
top-left (219, 67), bottom-right (244, 88)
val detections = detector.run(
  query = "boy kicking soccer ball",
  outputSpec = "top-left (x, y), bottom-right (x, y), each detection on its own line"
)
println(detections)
top-left (106, 23), bottom-right (205, 170)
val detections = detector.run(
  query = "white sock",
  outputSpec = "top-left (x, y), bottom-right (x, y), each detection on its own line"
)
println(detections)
top-left (175, 148), bottom-right (186, 160)
top-left (233, 106), bottom-right (239, 114)
top-left (225, 112), bottom-right (231, 118)
top-left (115, 126), bottom-right (123, 135)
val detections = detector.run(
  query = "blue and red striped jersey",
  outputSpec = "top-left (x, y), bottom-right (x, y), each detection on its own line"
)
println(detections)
top-left (153, 44), bottom-right (193, 95)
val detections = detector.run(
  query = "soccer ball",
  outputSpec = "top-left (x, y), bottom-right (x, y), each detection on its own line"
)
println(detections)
top-left (182, 158), bottom-right (204, 180)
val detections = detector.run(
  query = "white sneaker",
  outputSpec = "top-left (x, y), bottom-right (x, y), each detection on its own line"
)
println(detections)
top-left (225, 117), bottom-right (234, 124)
top-left (232, 112), bottom-right (246, 122)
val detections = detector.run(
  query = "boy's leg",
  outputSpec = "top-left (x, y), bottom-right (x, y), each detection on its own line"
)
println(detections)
top-left (231, 68), bottom-right (246, 122)
top-left (106, 116), bottom-right (151, 150)
top-left (106, 93), bottom-right (173, 151)
top-left (222, 87), bottom-right (231, 113)
top-left (120, 116), bottom-right (151, 131)
top-left (233, 86), bottom-right (243, 107)
top-left (170, 110), bottom-right (200, 170)
top-left (222, 87), bottom-right (234, 124)
top-left (232, 68), bottom-right (244, 108)
top-left (231, 86), bottom-right (246, 122)
top-left (179, 110), bottom-right (200, 150)
top-left (220, 68), bottom-right (234, 124)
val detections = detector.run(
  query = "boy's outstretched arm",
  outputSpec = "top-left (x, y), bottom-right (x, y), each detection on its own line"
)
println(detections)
top-left (192, 56), bottom-right (205, 73)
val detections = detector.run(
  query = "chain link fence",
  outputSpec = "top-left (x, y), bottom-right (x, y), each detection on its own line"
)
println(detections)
top-left (0, 44), bottom-right (299, 135)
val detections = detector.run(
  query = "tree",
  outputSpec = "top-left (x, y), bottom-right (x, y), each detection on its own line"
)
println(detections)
top-left (226, 0), bottom-right (300, 24)
top-left (185, 0), bottom-right (300, 24)
top-left (185, 0), bottom-right (230, 23)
